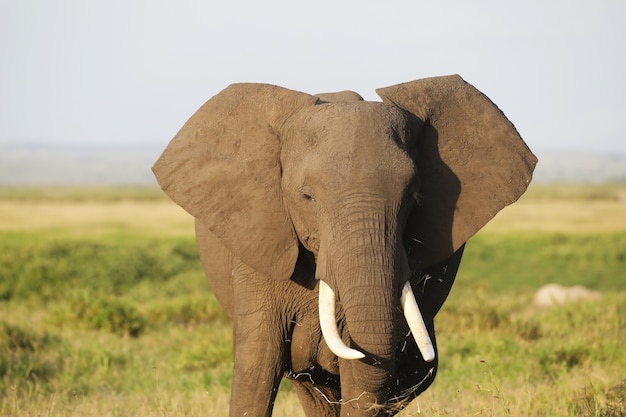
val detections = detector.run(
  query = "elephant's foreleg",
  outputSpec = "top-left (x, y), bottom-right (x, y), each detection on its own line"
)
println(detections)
top-left (229, 267), bottom-right (287, 417)
top-left (230, 338), bottom-right (284, 417)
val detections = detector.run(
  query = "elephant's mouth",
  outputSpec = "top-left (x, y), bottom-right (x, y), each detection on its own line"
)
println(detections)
top-left (302, 235), bottom-right (320, 254)
top-left (318, 280), bottom-right (435, 362)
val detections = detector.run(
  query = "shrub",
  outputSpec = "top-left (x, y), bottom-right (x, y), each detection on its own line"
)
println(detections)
top-left (0, 322), bottom-right (62, 389)
top-left (538, 344), bottom-right (590, 380)
top-left (0, 239), bottom-right (202, 302)
top-left (573, 380), bottom-right (626, 417)
top-left (146, 293), bottom-right (229, 326)
top-left (55, 293), bottom-right (146, 337)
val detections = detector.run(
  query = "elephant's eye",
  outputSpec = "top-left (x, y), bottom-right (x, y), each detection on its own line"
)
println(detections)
top-left (301, 186), bottom-right (316, 203)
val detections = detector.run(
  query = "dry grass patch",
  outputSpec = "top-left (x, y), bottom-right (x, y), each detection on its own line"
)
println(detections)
top-left (0, 201), bottom-right (193, 238)
top-left (484, 199), bottom-right (626, 233)
top-left (3, 184), bottom-right (625, 239)
top-left (484, 182), bottom-right (626, 233)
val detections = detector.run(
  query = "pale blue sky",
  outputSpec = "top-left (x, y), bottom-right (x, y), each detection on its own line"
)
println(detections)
top-left (1, 0), bottom-right (624, 154)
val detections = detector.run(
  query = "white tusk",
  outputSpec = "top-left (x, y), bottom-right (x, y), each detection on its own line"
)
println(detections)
top-left (401, 281), bottom-right (436, 362)
top-left (318, 280), bottom-right (366, 360)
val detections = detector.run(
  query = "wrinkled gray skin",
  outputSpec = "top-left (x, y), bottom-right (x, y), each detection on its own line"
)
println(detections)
top-left (153, 75), bottom-right (537, 416)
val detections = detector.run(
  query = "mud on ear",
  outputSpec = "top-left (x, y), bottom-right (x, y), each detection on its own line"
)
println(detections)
top-left (377, 75), bottom-right (537, 269)
top-left (152, 83), bottom-right (318, 280)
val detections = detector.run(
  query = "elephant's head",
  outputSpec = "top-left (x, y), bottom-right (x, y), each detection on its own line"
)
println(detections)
top-left (152, 75), bottom-right (536, 409)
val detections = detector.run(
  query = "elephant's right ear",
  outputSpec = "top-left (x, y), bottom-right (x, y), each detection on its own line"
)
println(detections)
top-left (377, 75), bottom-right (537, 268)
top-left (152, 83), bottom-right (318, 281)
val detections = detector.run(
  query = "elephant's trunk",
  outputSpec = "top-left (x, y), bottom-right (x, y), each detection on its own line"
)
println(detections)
top-left (316, 202), bottom-right (434, 398)
top-left (319, 278), bottom-right (433, 361)
top-left (334, 262), bottom-right (399, 396)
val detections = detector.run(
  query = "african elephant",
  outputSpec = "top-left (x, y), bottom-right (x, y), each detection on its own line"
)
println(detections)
top-left (152, 75), bottom-right (537, 416)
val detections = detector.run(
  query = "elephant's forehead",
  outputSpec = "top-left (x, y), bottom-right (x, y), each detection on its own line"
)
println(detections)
top-left (296, 101), bottom-right (411, 153)
top-left (308, 100), bottom-right (406, 129)
top-left (287, 101), bottom-right (416, 189)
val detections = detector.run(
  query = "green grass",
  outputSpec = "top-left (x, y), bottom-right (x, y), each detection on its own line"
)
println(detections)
top-left (416, 289), bottom-right (626, 416)
top-left (1, 184), bottom-right (625, 416)
top-left (459, 232), bottom-right (626, 292)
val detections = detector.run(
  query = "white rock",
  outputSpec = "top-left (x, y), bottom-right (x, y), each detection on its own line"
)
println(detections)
top-left (533, 283), bottom-right (601, 308)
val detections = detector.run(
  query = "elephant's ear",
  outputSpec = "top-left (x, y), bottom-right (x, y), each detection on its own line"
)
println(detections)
top-left (377, 75), bottom-right (537, 268)
top-left (152, 83), bottom-right (318, 280)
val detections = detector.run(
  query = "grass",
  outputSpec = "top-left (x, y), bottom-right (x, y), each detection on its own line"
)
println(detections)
top-left (1, 183), bottom-right (625, 416)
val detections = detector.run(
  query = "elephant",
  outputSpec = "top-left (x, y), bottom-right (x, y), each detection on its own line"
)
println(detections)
top-left (152, 74), bottom-right (537, 416)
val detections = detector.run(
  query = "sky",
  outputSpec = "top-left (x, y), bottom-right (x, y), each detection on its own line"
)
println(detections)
top-left (1, 0), bottom-right (625, 155)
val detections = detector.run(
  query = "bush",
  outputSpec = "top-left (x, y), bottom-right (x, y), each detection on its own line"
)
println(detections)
top-left (146, 293), bottom-right (229, 326)
top-left (0, 239), bottom-right (202, 302)
top-left (58, 293), bottom-right (146, 337)
top-left (573, 380), bottom-right (626, 417)
top-left (0, 322), bottom-right (62, 389)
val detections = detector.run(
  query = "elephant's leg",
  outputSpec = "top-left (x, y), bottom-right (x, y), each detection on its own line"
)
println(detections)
top-left (288, 368), bottom-right (341, 417)
top-left (230, 339), bottom-right (284, 417)
top-left (229, 265), bottom-right (287, 417)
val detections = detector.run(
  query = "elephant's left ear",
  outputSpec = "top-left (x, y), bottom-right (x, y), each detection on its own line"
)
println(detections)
top-left (377, 75), bottom-right (537, 268)
top-left (153, 83), bottom-right (318, 281)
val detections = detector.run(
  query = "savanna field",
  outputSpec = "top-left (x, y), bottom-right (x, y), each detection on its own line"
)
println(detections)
top-left (1, 184), bottom-right (625, 416)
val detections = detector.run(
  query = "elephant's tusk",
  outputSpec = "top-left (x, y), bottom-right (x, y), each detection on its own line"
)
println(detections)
top-left (400, 281), bottom-right (436, 362)
top-left (318, 280), bottom-right (366, 360)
